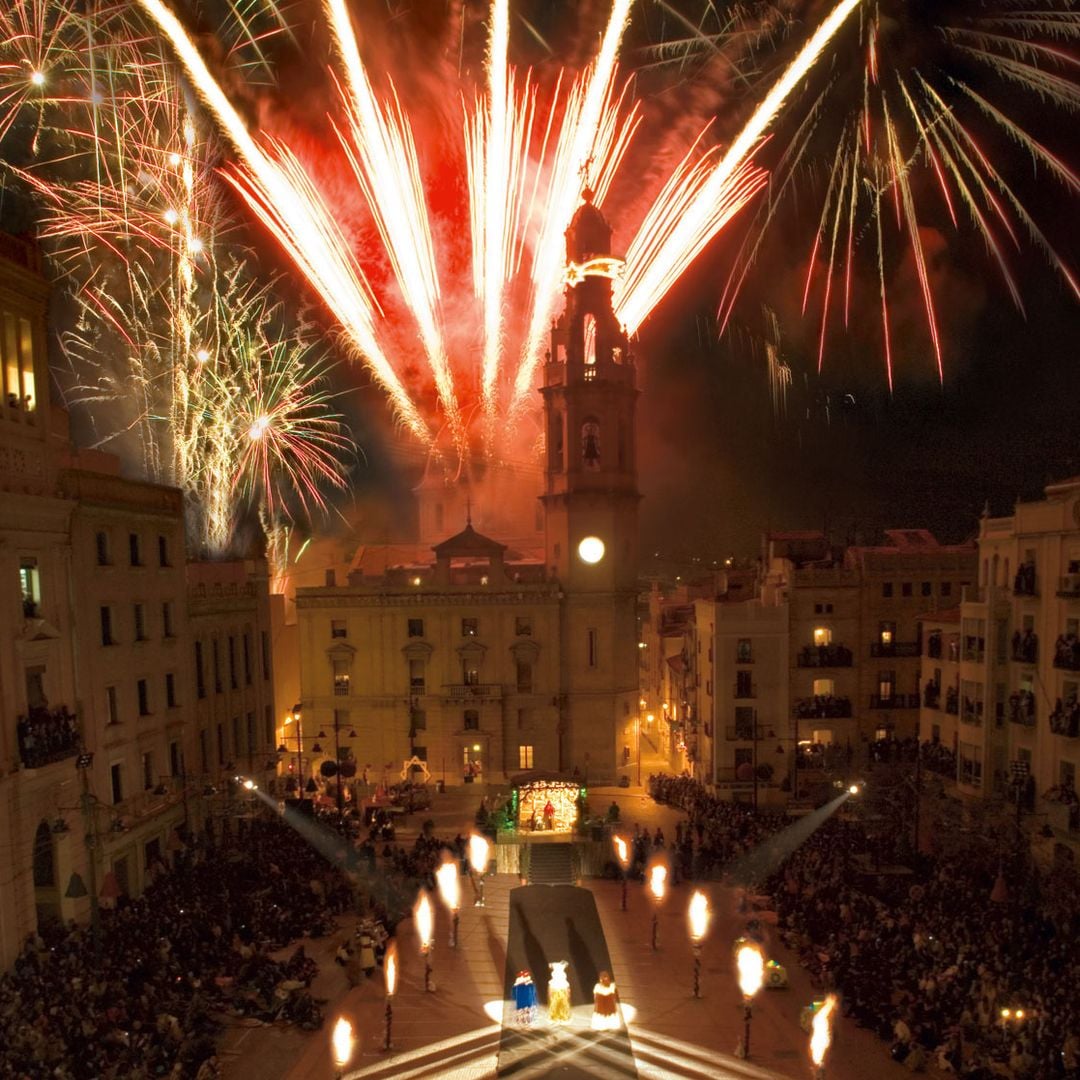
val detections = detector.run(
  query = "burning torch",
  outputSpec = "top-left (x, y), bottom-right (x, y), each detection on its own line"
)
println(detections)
top-left (415, 890), bottom-right (435, 992)
top-left (736, 940), bottom-right (765, 1059)
top-left (613, 835), bottom-right (630, 912)
top-left (647, 859), bottom-right (667, 951)
top-left (688, 890), bottom-right (711, 998)
top-left (435, 856), bottom-right (461, 949)
top-left (810, 994), bottom-right (837, 1078)
top-left (383, 940), bottom-right (398, 1052)
top-left (469, 832), bottom-right (491, 908)
top-left (331, 1016), bottom-right (355, 1079)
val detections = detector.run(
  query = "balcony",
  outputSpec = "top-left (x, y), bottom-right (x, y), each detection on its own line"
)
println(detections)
top-left (794, 695), bottom-right (852, 719)
top-left (442, 683), bottom-right (502, 700)
top-left (926, 637), bottom-right (943, 660)
top-left (945, 687), bottom-right (959, 715)
top-left (870, 693), bottom-right (919, 709)
top-left (961, 698), bottom-right (985, 727)
top-left (1008, 691), bottom-right (1036, 728)
top-left (1013, 563), bottom-right (1037, 597)
top-left (17, 707), bottom-right (81, 769)
top-left (923, 683), bottom-right (941, 710)
top-left (1056, 574), bottom-right (1080, 599)
top-left (1049, 699), bottom-right (1079, 738)
top-left (796, 644), bottom-right (853, 668)
top-left (870, 641), bottom-right (920, 658)
top-left (1011, 631), bottom-right (1038, 664)
top-left (1052, 635), bottom-right (1080, 671)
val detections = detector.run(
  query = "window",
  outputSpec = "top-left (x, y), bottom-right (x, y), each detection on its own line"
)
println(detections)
top-left (901, 582), bottom-right (913, 597)
top-left (959, 743), bottom-right (983, 786)
top-left (410, 709), bottom-right (427, 734)
top-left (1061, 760), bottom-right (1076, 792)
top-left (464, 709), bottom-right (480, 731)
top-left (199, 729), bottom-right (208, 773)
top-left (166, 672), bottom-right (177, 709)
top-left (19, 558), bottom-right (40, 617)
top-left (733, 706), bottom-right (755, 740)
top-left (734, 748), bottom-right (753, 769)
top-left (408, 618), bottom-right (424, 638)
top-left (129, 532), bottom-right (142, 567)
top-left (232, 716), bottom-right (241, 758)
top-left (169, 740), bottom-right (181, 778)
top-left (879, 622), bottom-right (895, 645)
top-left (812, 626), bottom-right (832, 647)
top-left (212, 639), bottom-right (222, 693)
top-left (462, 662), bottom-right (479, 686)
top-left (100, 606), bottom-right (115, 646)
top-left (409, 658), bottom-right (425, 694)
top-left (331, 619), bottom-right (347, 639)
top-left (228, 636), bottom-right (237, 689)
top-left (812, 677), bottom-right (835, 696)
top-left (264, 705), bottom-right (274, 748)
top-left (142, 751), bottom-right (154, 791)
top-left (110, 763), bottom-right (123, 804)
top-left (137, 678), bottom-right (150, 716)
top-left (812, 603), bottom-right (833, 615)
top-left (735, 670), bottom-right (753, 697)
top-left (25, 665), bottom-right (46, 709)
top-left (195, 641), bottom-right (206, 698)
top-left (941, 582), bottom-right (952, 598)
top-left (162, 601), bottom-right (174, 638)
top-left (95, 531), bottom-right (110, 566)
top-left (216, 723), bottom-right (225, 766)
top-left (736, 638), bottom-right (753, 663)
top-left (515, 616), bottom-right (532, 637)
top-left (134, 604), bottom-right (147, 641)
top-left (587, 628), bottom-right (599, 668)
top-left (333, 659), bottom-right (350, 696)
top-left (158, 535), bottom-right (170, 567)
top-left (261, 631), bottom-right (270, 680)
top-left (516, 661), bottom-right (533, 693)
top-left (462, 617), bottom-right (479, 637)
top-left (921, 581), bottom-right (932, 597)
top-left (518, 745), bottom-right (534, 769)
top-left (106, 685), bottom-right (119, 726)
top-left (878, 672), bottom-right (895, 700)
top-left (882, 582), bottom-right (893, 598)
top-left (243, 633), bottom-right (252, 684)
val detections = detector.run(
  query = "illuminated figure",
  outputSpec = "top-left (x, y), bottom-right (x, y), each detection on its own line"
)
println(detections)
top-left (547, 961), bottom-right (572, 1024)
top-left (591, 971), bottom-right (619, 1031)
top-left (513, 970), bottom-right (538, 1025)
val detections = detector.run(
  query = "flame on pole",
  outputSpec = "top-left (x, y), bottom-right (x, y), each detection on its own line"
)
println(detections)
top-left (415, 890), bottom-right (434, 950)
top-left (331, 1016), bottom-right (354, 1071)
top-left (737, 942), bottom-right (765, 998)
top-left (384, 941), bottom-right (398, 997)
top-left (648, 862), bottom-right (667, 902)
top-left (810, 994), bottom-right (838, 1068)
top-left (435, 857), bottom-right (461, 948)
top-left (613, 835), bottom-right (629, 868)
top-left (468, 833), bottom-right (490, 875)
top-left (688, 890), bottom-right (710, 942)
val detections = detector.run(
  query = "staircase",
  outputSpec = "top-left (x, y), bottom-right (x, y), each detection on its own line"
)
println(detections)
top-left (527, 843), bottom-right (574, 885)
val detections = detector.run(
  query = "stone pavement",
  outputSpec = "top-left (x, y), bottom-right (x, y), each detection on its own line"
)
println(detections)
top-left (220, 786), bottom-right (941, 1080)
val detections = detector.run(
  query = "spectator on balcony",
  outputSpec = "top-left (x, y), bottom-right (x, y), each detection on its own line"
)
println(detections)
top-left (1012, 629), bottom-right (1038, 663)
top-left (17, 705), bottom-right (80, 768)
top-left (1055, 633), bottom-right (1080, 671)
top-left (1009, 690), bottom-right (1036, 725)
top-left (1014, 558), bottom-right (1036, 595)
top-left (923, 681), bottom-right (941, 709)
top-left (1050, 694), bottom-right (1080, 738)
top-left (944, 685), bottom-right (959, 715)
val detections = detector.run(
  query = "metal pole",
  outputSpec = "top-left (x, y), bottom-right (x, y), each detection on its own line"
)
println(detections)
top-left (423, 945), bottom-right (434, 992)
top-left (743, 1000), bottom-right (752, 1057)
top-left (620, 870), bottom-right (627, 912)
top-left (451, 909), bottom-right (459, 949)
top-left (651, 909), bottom-right (659, 951)
top-left (334, 716), bottom-right (344, 821)
top-left (637, 719), bottom-right (642, 787)
top-left (692, 942), bottom-right (701, 998)
top-left (383, 996), bottom-right (393, 1051)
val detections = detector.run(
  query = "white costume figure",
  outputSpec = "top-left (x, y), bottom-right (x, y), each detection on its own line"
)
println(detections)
top-left (547, 961), bottom-right (572, 1024)
top-left (591, 970), bottom-right (619, 1031)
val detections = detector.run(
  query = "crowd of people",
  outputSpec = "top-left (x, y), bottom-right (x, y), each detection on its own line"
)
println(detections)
top-left (1050, 694), bottom-right (1080, 739)
top-left (15, 705), bottom-right (80, 768)
top-left (1054, 633), bottom-right (1080, 672)
top-left (0, 816), bottom-right (356, 1080)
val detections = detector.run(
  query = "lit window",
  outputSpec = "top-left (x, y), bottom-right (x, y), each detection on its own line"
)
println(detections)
top-left (812, 627), bottom-right (832, 647)
top-left (462, 617), bottom-right (479, 637)
top-left (409, 658), bottom-right (425, 694)
top-left (19, 558), bottom-right (40, 617)
top-left (518, 745), bottom-right (534, 769)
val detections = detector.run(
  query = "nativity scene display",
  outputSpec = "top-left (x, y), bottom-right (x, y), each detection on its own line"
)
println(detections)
top-left (511, 774), bottom-right (586, 834)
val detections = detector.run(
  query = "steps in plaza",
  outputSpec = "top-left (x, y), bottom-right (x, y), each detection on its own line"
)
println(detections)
top-left (527, 842), bottom-right (574, 885)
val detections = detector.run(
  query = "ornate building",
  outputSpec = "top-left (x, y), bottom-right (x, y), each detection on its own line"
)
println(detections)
top-left (293, 193), bottom-right (641, 786)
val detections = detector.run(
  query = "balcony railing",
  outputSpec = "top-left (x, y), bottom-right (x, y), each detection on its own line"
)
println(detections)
top-left (725, 725), bottom-right (755, 741)
top-left (1056, 574), bottom-right (1080, 599)
top-left (1050, 700), bottom-right (1079, 738)
top-left (1053, 635), bottom-right (1080, 671)
top-left (17, 707), bottom-right (81, 769)
top-left (1011, 632), bottom-right (1038, 664)
top-left (945, 689), bottom-right (959, 715)
top-left (961, 699), bottom-right (985, 726)
top-left (443, 683), bottom-right (502, 699)
top-left (923, 683), bottom-right (941, 709)
top-left (870, 641), bottom-right (920, 658)
top-left (1013, 564), bottom-right (1037, 597)
top-left (796, 644), bottom-right (853, 668)
top-left (794, 695), bottom-right (852, 719)
top-left (869, 693), bottom-right (920, 709)
top-left (1009, 692), bottom-right (1036, 727)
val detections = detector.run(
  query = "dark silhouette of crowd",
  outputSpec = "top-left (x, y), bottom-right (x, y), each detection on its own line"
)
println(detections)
top-left (1054, 633), bottom-right (1080, 672)
top-left (1011, 630), bottom-right (1038, 664)
top-left (794, 695), bottom-right (852, 719)
top-left (1009, 690), bottom-right (1037, 727)
top-left (1050, 694), bottom-right (1080, 738)
top-left (1013, 559), bottom-right (1037, 596)
top-left (16, 705), bottom-right (80, 768)
top-left (0, 816), bottom-right (356, 1080)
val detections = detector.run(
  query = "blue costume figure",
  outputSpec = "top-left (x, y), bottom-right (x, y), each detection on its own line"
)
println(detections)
top-left (513, 970), bottom-right (538, 1025)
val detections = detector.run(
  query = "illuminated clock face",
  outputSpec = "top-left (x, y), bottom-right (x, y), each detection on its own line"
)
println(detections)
top-left (577, 536), bottom-right (605, 564)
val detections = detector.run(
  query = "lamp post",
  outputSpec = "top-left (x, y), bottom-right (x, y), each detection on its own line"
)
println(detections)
top-left (435, 857), bottom-right (460, 949)
top-left (468, 832), bottom-right (490, 907)
top-left (809, 994), bottom-right (837, 1078)
top-left (331, 1016), bottom-right (355, 1079)
top-left (278, 703), bottom-right (304, 792)
top-left (383, 940), bottom-right (398, 1052)
top-left (647, 859), bottom-right (667, 950)
top-left (735, 940), bottom-right (764, 1059)
top-left (613, 835), bottom-right (630, 912)
top-left (688, 890), bottom-right (710, 998)
top-left (415, 890), bottom-right (435, 992)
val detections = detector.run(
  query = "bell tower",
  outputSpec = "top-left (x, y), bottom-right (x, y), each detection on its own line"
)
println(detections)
top-left (540, 190), bottom-right (640, 783)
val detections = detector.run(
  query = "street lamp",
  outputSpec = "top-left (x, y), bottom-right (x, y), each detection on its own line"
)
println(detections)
top-left (383, 940), bottom-right (398, 1052)
top-left (647, 859), bottom-right (667, 950)
top-left (735, 940), bottom-right (764, 1059)
top-left (435, 856), bottom-right (460, 949)
top-left (331, 1016), bottom-right (354, 1078)
top-left (281, 703), bottom-right (304, 790)
top-left (468, 832), bottom-right (490, 907)
top-left (613, 835), bottom-right (630, 912)
top-left (415, 890), bottom-right (435, 992)
top-left (809, 994), bottom-right (837, 1079)
top-left (688, 890), bottom-right (710, 998)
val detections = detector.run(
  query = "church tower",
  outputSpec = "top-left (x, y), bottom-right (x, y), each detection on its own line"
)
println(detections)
top-left (541, 190), bottom-right (640, 783)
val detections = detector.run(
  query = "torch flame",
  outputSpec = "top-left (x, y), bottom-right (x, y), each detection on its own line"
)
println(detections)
top-left (613, 835), bottom-right (628, 867)
top-left (810, 994), bottom-right (838, 1066)
top-left (435, 858), bottom-right (460, 912)
top-left (736, 942), bottom-right (765, 999)
top-left (688, 890), bottom-right (710, 942)
top-left (331, 1016), bottom-right (354, 1068)
top-left (384, 941), bottom-right (398, 996)
top-left (647, 862), bottom-right (667, 902)
top-left (468, 833), bottom-right (490, 875)
top-left (415, 890), bottom-right (434, 949)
